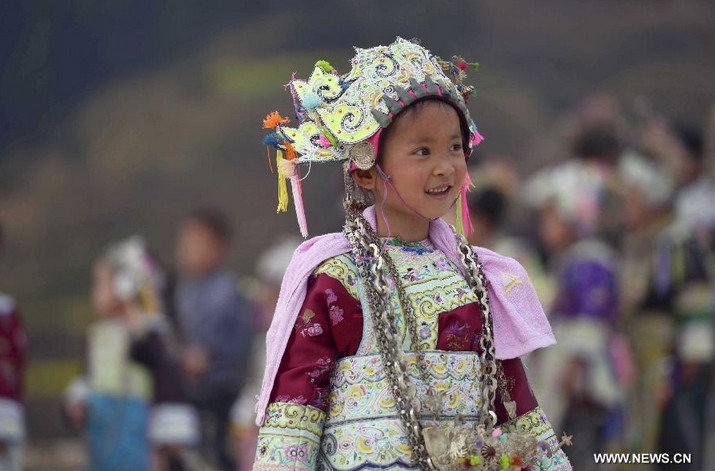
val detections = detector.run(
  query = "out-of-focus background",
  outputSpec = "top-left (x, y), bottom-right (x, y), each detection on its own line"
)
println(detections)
top-left (2, 0), bottom-right (715, 469)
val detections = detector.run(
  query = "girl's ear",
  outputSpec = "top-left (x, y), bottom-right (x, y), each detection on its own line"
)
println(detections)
top-left (351, 167), bottom-right (378, 190)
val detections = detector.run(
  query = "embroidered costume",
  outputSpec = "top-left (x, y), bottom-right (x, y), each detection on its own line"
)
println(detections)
top-left (254, 212), bottom-right (570, 470)
top-left (255, 38), bottom-right (572, 470)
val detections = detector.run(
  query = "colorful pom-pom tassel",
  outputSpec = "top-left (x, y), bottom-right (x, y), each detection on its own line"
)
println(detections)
top-left (471, 129), bottom-right (485, 147)
top-left (276, 150), bottom-right (289, 213)
top-left (263, 132), bottom-right (284, 148)
top-left (302, 92), bottom-right (321, 110)
top-left (263, 111), bottom-right (290, 129)
top-left (284, 141), bottom-right (297, 161)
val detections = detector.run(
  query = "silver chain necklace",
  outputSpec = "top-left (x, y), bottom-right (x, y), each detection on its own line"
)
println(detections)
top-left (344, 210), bottom-right (500, 470)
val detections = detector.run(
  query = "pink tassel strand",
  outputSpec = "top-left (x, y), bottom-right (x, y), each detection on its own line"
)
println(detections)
top-left (290, 171), bottom-right (309, 238)
top-left (471, 130), bottom-right (485, 147)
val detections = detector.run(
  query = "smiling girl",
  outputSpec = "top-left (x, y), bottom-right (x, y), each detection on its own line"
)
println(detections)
top-left (254, 38), bottom-right (571, 471)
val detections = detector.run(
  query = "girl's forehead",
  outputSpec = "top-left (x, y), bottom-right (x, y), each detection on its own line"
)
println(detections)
top-left (389, 102), bottom-right (462, 139)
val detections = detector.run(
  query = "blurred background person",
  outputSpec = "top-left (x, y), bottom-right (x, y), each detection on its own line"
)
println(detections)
top-left (0, 223), bottom-right (27, 471)
top-left (229, 236), bottom-right (300, 471)
top-left (632, 113), bottom-right (715, 469)
top-left (641, 119), bottom-right (715, 244)
top-left (617, 151), bottom-right (677, 464)
top-left (523, 144), bottom-right (630, 470)
top-left (467, 185), bottom-right (509, 250)
top-left (467, 159), bottom-right (556, 310)
top-left (174, 208), bottom-right (253, 471)
top-left (63, 237), bottom-right (200, 471)
top-left (62, 238), bottom-right (158, 471)
top-left (113, 238), bottom-right (201, 471)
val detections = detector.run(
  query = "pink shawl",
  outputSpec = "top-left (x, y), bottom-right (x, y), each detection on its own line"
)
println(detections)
top-left (255, 207), bottom-right (555, 425)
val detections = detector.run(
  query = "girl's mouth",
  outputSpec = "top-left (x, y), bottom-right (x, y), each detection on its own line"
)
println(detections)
top-left (425, 185), bottom-right (452, 199)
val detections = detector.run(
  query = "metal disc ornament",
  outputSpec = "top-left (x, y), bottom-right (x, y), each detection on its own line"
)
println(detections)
top-left (349, 141), bottom-right (376, 170)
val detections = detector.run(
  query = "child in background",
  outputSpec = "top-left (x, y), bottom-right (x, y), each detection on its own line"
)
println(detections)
top-left (254, 38), bottom-right (571, 470)
top-left (174, 209), bottom-right (253, 471)
top-left (0, 223), bottom-right (26, 471)
top-left (523, 160), bottom-right (629, 470)
top-left (64, 237), bottom-right (198, 471)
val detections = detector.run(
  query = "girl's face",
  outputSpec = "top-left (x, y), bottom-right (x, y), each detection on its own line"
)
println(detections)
top-left (356, 101), bottom-right (467, 239)
top-left (91, 261), bottom-right (123, 317)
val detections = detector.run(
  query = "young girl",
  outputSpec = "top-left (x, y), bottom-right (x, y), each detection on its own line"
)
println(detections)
top-left (254, 38), bottom-right (572, 471)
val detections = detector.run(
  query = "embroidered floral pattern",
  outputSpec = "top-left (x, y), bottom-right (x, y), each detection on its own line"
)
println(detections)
top-left (320, 352), bottom-right (483, 469)
top-left (443, 319), bottom-right (471, 350)
top-left (254, 402), bottom-right (325, 471)
top-left (315, 255), bottom-right (360, 299)
top-left (329, 305), bottom-right (344, 325)
top-left (325, 288), bottom-right (338, 304)
top-left (295, 309), bottom-right (324, 338)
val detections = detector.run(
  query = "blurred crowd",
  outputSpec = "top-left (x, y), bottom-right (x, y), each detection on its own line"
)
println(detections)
top-left (462, 96), bottom-right (715, 470)
top-left (0, 95), bottom-right (713, 471)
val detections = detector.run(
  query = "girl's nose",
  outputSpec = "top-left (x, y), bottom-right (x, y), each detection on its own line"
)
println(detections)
top-left (434, 155), bottom-right (455, 177)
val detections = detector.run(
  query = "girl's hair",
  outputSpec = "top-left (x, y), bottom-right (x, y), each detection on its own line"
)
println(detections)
top-left (375, 97), bottom-right (472, 165)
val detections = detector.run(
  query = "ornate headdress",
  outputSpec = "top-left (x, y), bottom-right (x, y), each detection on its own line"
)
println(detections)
top-left (262, 37), bottom-right (484, 237)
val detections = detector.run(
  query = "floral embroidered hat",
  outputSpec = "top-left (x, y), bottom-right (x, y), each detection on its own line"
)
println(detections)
top-left (262, 37), bottom-right (484, 237)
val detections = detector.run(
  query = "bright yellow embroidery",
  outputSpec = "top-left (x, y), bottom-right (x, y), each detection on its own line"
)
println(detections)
top-left (502, 273), bottom-right (524, 294)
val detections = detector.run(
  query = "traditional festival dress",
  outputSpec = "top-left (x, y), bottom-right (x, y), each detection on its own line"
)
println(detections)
top-left (254, 38), bottom-right (573, 470)
top-left (253, 216), bottom-right (572, 470)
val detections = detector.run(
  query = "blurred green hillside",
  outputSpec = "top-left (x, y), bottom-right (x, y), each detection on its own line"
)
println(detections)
top-left (1, 0), bottom-right (715, 438)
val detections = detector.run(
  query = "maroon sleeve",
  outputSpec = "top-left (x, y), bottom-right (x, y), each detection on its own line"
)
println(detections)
top-left (269, 273), bottom-right (363, 411)
top-left (494, 358), bottom-right (538, 424)
top-left (436, 302), bottom-right (538, 424)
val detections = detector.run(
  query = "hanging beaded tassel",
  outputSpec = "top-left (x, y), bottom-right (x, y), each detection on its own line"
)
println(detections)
top-left (276, 150), bottom-right (289, 213)
top-left (455, 173), bottom-right (474, 237)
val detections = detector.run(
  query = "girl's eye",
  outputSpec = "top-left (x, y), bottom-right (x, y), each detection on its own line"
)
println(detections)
top-left (450, 143), bottom-right (463, 152)
top-left (414, 147), bottom-right (430, 156)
